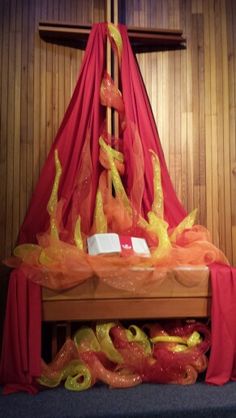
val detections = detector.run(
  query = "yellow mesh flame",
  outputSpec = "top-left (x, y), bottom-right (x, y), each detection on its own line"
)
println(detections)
top-left (93, 189), bottom-right (108, 234)
top-left (150, 150), bottom-right (164, 219)
top-left (99, 136), bottom-right (131, 212)
top-left (38, 360), bottom-right (92, 391)
top-left (107, 23), bottom-right (123, 63)
top-left (147, 212), bottom-right (171, 260)
top-left (96, 322), bottom-right (123, 364)
top-left (47, 150), bottom-right (62, 240)
top-left (125, 325), bottom-right (152, 355)
top-left (151, 331), bottom-right (202, 353)
top-left (170, 208), bottom-right (198, 243)
top-left (74, 216), bottom-right (84, 251)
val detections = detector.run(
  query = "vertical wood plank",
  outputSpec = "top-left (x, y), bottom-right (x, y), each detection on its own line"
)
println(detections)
top-left (1, 1), bottom-right (10, 255)
top-left (6, 0), bottom-right (16, 254)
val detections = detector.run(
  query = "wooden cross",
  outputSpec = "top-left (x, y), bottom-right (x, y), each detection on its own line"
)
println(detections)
top-left (38, 0), bottom-right (185, 137)
top-left (38, 1), bottom-right (186, 53)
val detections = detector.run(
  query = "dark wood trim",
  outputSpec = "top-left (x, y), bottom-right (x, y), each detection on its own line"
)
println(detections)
top-left (38, 21), bottom-right (186, 52)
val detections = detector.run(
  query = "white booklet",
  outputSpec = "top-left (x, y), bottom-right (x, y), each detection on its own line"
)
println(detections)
top-left (87, 233), bottom-right (150, 256)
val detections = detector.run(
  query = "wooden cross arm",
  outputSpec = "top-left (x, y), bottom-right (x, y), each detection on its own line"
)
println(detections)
top-left (38, 21), bottom-right (186, 52)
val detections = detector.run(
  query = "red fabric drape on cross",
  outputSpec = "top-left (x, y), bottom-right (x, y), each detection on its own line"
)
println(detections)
top-left (1, 23), bottom-right (236, 392)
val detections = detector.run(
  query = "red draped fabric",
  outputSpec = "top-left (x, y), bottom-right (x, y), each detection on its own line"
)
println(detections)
top-left (0, 270), bottom-right (41, 394)
top-left (1, 22), bottom-right (236, 392)
top-left (206, 263), bottom-right (236, 385)
top-left (18, 24), bottom-right (107, 243)
top-left (0, 23), bottom-right (107, 394)
top-left (119, 25), bottom-right (186, 226)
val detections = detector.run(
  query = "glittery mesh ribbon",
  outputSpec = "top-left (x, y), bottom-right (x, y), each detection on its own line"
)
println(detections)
top-left (37, 320), bottom-right (210, 390)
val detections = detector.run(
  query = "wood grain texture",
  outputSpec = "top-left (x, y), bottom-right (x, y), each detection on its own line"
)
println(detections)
top-left (0, 0), bottom-right (235, 266)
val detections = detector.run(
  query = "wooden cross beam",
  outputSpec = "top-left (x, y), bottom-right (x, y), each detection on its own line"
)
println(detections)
top-left (38, 0), bottom-right (186, 53)
top-left (39, 21), bottom-right (186, 53)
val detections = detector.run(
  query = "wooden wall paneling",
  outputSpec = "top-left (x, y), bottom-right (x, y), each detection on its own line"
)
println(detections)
top-left (0, 1), bottom-right (10, 257)
top-left (192, 0), bottom-right (203, 14)
top-left (209, 0), bottom-right (220, 248)
top-left (64, 4), bottom-right (72, 116)
top-left (168, 49), bottom-right (176, 193)
top-left (156, 52), bottom-right (164, 160)
top-left (197, 12), bottom-right (206, 227)
top-left (171, 0), bottom-right (182, 199)
top-left (39, 0), bottom-right (47, 179)
top-left (162, 0), bottom-right (171, 171)
top-left (45, 0), bottom-right (54, 160)
top-left (220, 0), bottom-right (232, 260)
top-left (13, 0), bottom-right (22, 246)
top-left (80, 0), bottom-right (91, 24)
top-left (192, 12), bottom-right (201, 221)
top-left (51, 1), bottom-right (60, 142)
top-left (204, 0), bottom-right (213, 241)
top-left (185, 1), bottom-right (194, 214)
top-left (233, 0), bottom-right (236, 266)
top-left (33, 1), bottom-right (41, 190)
top-left (228, 0), bottom-right (236, 265)
top-left (168, 0), bottom-right (180, 29)
top-left (71, 2), bottom-right (82, 98)
top-left (136, 0), bottom-right (146, 124)
top-left (174, 49), bottom-right (182, 201)
top-left (130, 0), bottom-right (138, 26)
top-left (63, 0), bottom-right (72, 125)
top-left (19, 0), bottom-right (29, 242)
top-left (92, 0), bottom-right (106, 22)
top-left (6, 0), bottom-right (15, 255)
top-left (27, 0), bottom-right (35, 219)
top-left (161, 50), bottom-right (170, 170)
top-left (215, 0), bottom-right (226, 255)
top-left (58, 7), bottom-right (66, 130)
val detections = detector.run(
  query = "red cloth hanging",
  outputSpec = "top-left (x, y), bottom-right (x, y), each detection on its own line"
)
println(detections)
top-left (119, 25), bottom-right (186, 226)
top-left (206, 263), bottom-right (236, 385)
top-left (0, 269), bottom-right (41, 394)
top-left (18, 23), bottom-right (107, 244)
top-left (0, 23), bottom-right (107, 393)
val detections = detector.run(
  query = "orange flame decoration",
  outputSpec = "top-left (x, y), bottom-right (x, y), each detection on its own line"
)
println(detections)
top-left (9, 137), bottom-right (229, 292)
top-left (5, 23), bottom-right (229, 291)
top-left (37, 320), bottom-right (211, 390)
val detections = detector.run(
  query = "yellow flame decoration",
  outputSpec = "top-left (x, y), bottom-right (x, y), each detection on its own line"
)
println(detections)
top-left (125, 325), bottom-right (152, 355)
top-left (150, 150), bottom-right (164, 219)
top-left (170, 208), bottom-right (198, 243)
top-left (107, 23), bottom-right (123, 63)
top-left (150, 331), bottom-right (202, 353)
top-left (74, 215), bottom-right (84, 251)
top-left (13, 243), bottom-right (41, 261)
top-left (96, 322), bottom-right (123, 364)
top-left (147, 212), bottom-right (171, 260)
top-left (109, 147), bottom-right (124, 162)
top-left (74, 327), bottom-right (101, 352)
top-left (38, 359), bottom-right (92, 391)
top-left (94, 189), bottom-right (108, 234)
top-left (99, 136), bottom-right (131, 211)
top-left (47, 150), bottom-right (62, 240)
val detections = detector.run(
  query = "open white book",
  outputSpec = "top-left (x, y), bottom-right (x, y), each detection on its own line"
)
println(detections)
top-left (87, 233), bottom-right (150, 257)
